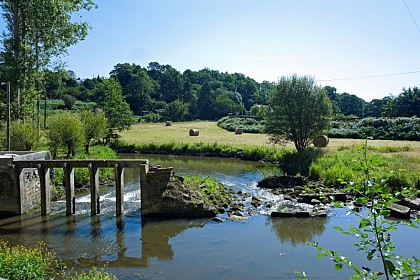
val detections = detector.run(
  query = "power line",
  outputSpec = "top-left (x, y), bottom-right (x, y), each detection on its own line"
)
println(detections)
top-left (317, 70), bottom-right (420, 82)
top-left (402, 0), bottom-right (420, 35)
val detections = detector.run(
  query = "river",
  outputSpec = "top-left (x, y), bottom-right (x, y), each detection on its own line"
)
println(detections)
top-left (0, 154), bottom-right (419, 279)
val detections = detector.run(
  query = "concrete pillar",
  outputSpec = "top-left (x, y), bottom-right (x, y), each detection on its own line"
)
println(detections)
top-left (38, 164), bottom-right (51, 215)
top-left (139, 163), bottom-right (149, 213)
top-left (115, 163), bottom-right (124, 216)
top-left (89, 163), bottom-right (100, 215)
top-left (63, 163), bottom-right (75, 215)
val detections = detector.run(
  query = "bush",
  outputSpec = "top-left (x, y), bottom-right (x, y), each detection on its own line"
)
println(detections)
top-left (217, 116), bottom-right (265, 133)
top-left (141, 112), bottom-right (162, 123)
top-left (46, 112), bottom-right (85, 158)
top-left (0, 240), bottom-right (62, 280)
top-left (0, 239), bottom-right (117, 280)
top-left (328, 117), bottom-right (420, 140)
top-left (0, 121), bottom-right (41, 151)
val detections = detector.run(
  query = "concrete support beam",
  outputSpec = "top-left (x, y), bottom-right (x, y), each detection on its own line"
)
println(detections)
top-left (63, 163), bottom-right (75, 215)
top-left (115, 163), bottom-right (125, 216)
top-left (89, 163), bottom-right (100, 215)
top-left (38, 164), bottom-right (51, 215)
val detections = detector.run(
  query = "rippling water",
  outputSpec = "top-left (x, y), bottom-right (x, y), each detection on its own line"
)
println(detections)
top-left (0, 154), bottom-right (419, 279)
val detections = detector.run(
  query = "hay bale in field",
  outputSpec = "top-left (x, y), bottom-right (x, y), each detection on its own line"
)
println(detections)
top-left (189, 129), bottom-right (199, 136)
top-left (166, 121), bottom-right (173, 126)
top-left (313, 135), bottom-right (329, 147)
top-left (235, 128), bottom-right (243, 135)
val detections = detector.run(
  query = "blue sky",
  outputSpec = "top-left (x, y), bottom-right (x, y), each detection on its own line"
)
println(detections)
top-left (4, 1), bottom-right (420, 101)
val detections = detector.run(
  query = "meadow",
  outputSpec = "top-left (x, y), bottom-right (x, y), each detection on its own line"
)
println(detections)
top-left (120, 121), bottom-right (420, 154)
top-left (119, 121), bottom-right (420, 191)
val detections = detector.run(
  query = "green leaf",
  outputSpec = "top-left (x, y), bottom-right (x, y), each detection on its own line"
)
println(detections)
top-left (333, 225), bottom-right (344, 231)
top-left (385, 260), bottom-right (395, 274)
top-left (335, 263), bottom-right (343, 270)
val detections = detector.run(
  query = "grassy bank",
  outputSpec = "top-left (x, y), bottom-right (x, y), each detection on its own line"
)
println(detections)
top-left (117, 121), bottom-right (420, 191)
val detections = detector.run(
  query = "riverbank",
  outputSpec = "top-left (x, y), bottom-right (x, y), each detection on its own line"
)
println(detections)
top-left (116, 122), bottom-right (420, 192)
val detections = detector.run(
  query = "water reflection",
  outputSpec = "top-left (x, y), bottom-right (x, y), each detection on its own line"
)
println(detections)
top-left (77, 218), bottom-right (207, 269)
top-left (270, 217), bottom-right (328, 246)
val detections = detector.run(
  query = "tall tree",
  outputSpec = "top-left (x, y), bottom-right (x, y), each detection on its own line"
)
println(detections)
top-left (266, 75), bottom-right (332, 151)
top-left (392, 87), bottom-right (420, 117)
top-left (0, 0), bottom-right (96, 121)
top-left (110, 63), bottom-right (157, 115)
top-left (336, 92), bottom-right (366, 117)
top-left (97, 78), bottom-right (134, 133)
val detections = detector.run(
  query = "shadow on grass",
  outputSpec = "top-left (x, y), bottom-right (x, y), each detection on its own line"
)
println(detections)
top-left (278, 148), bottom-right (324, 176)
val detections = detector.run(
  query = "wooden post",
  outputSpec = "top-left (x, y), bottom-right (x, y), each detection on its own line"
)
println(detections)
top-left (63, 163), bottom-right (75, 215)
top-left (115, 163), bottom-right (124, 216)
top-left (89, 163), bottom-right (100, 215)
top-left (38, 164), bottom-right (51, 215)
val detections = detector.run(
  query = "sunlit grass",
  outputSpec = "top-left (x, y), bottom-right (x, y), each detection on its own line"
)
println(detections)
top-left (119, 121), bottom-right (420, 189)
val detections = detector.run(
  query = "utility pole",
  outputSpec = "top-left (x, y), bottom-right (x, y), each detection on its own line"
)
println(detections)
top-left (6, 81), bottom-right (11, 151)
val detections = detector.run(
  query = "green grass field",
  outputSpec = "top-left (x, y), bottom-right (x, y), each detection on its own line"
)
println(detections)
top-left (120, 121), bottom-right (420, 153)
top-left (119, 121), bottom-right (420, 188)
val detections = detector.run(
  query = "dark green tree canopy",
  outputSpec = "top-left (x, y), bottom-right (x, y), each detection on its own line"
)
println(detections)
top-left (266, 75), bottom-right (332, 151)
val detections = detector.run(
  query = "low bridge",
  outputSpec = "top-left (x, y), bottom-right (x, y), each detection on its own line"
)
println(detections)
top-left (0, 152), bottom-right (173, 217)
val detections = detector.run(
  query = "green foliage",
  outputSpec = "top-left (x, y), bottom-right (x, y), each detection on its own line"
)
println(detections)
top-left (309, 146), bottom-right (419, 190)
top-left (46, 112), bottom-right (85, 158)
top-left (249, 104), bottom-right (269, 117)
top-left (66, 267), bottom-right (117, 280)
top-left (63, 94), bottom-right (77, 110)
top-left (0, 239), bottom-right (117, 280)
top-left (306, 141), bottom-right (420, 280)
top-left (0, 240), bottom-right (62, 280)
top-left (183, 176), bottom-right (232, 208)
top-left (80, 110), bottom-right (109, 153)
top-left (329, 117), bottom-right (420, 141)
top-left (278, 148), bottom-right (323, 176)
top-left (217, 116), bottom-right (265, 133)
top-left (266, 74), bottom-right (332, 151)
top-left (141, 112), bottom-right (162, 123)
top-left (98, 78), bottom-right (135, 132)
top-left (163, 99), bottom-right (189, 122)
top-left (0, 0), bottom-right (96, 121)
top-left (112, 140), bottom-right (289, 162)
top-left (53, 145), bottom-right (117, 188)
top-left (0, 120), bottom-right (40, 151)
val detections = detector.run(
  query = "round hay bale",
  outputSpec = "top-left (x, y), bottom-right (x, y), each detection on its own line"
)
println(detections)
top-left (234, 128), bottom-right (243, 135)
top-left (313, 135), bottom-right (329, 147)
top-left (189, 129), bottom-right (199, 136)
top-left (166, 121), bottom-right (173, 126)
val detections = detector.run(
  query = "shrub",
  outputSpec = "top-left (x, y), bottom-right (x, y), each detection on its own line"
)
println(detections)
top-left (217, 116), bottom-right (265, 133)
top-left (0, 240), bottom-right (62, 280)
top-left (328, 117), bottom-right (420, 140)
top-left (0, 121), bottom-right (41, 151)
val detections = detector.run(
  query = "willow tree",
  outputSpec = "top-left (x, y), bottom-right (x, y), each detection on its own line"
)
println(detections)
top-left (266, 74), bottom-right (332, 152)
top-left (0, 0), bottom-right (96, 122)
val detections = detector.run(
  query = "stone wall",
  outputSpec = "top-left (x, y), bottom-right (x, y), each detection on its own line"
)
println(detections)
top-left (0, 151), bottom-right (50, 214)
top-left (141, 165), bottom-right (174, 217)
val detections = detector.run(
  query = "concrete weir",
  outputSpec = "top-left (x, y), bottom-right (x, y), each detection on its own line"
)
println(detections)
top-left (0, 151), bottom-right (173, 217)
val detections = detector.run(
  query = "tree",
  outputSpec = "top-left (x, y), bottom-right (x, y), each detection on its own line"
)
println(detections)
top-left (46, 111), bottom-right (85, 158)
top-left (98, 78), bottom-right (134, 133)
top-left (110, 63), bottom-right (157, 115)
top-left (80, 110), bottom-right (108, 153)
top-left (336, 92), bottom-right (366, 117)
top-left (266, 75), bottom-right (332, 151)
top-left (392, 87), bottom-right (420, 117)
top-left (213, 89), bottom-right (245, 118)
top-left (0, 0), bottom-right (96, 120)
top-left (0, 120), bottom-right (39, 150)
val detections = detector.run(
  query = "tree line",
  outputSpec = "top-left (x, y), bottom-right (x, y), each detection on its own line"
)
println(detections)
top-left (2, 61), bottom-right (418, 126)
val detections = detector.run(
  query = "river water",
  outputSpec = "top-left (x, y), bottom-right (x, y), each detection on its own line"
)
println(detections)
top-left (0, 154), bottom-right (419, 279)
